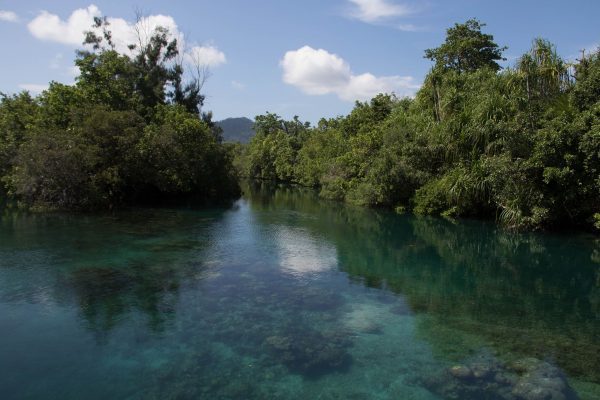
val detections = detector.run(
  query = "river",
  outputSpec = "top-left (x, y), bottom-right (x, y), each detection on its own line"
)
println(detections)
top-left (0, 182), bottom-right (598, 399)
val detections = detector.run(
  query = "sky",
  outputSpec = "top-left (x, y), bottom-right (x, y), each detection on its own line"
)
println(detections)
top-left (0, 0), bottom-right (598, 123)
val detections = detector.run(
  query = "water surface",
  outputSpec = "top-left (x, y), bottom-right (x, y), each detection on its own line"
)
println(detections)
top-left (1, 183), bottom-right (599, 399)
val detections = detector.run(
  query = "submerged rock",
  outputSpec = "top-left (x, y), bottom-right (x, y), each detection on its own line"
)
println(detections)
top-left (471, 362), bottom-right (493, 379)
top-left (509, 359), bottom-right (577, 400)
top-left (449, 365), bottom-right (473, 380)
top-left (422, 354), bottom-right (579, 400)
top-left (265, 335), bottom-right (291, 352)
top-left (264, 330), bottom-right (352, 377)
top-left (510, 358), bottom-right (543, 374)
top-left (513, 382), bottom-right (566, 400)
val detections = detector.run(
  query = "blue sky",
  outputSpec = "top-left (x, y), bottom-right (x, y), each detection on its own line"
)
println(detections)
top-left (0, 0), bottom-right (598, 122)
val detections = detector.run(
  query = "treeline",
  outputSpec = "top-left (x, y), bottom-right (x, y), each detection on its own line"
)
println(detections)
top-left (0, 18), bottom-right (239, 210)
top-left (239, 20), bottom-right (600, 231)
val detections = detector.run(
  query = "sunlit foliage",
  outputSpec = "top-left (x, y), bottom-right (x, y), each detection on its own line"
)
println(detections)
top-left (243, 21), bottom-right (599, 230)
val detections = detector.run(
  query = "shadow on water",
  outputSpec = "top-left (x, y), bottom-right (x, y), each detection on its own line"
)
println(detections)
top-left (69, 261), bottom-right (182, 337)
top-left (0, 207), bottom-right (227, 339)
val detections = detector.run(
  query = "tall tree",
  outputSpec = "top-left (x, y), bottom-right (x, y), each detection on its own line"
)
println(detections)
top-left (425, 19), bottom-right (506, 73)
top-left (79, 16), bottom-right (206, 118)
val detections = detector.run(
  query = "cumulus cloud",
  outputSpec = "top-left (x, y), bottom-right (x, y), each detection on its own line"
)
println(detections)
top-left (347, 0), bottom-right (411, 23)
top-left (186, 45), bottom-right (227, 68)
top-left (26, 5), bottom-right (226, 69)
top-left (281, 47), bottom-right (351, 95)
top-left (281, 46), bottom-right (418, 102)
top-left (28, 5), bottom-right (101, 45)
top-left (19, 84), bottom-right (48, 93)
top-left (27, 5), bottom-right (178, 51)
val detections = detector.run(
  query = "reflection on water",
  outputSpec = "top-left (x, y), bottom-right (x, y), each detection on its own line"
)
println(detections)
top-left (0, 181), bottom-right (598, 399)
top-left (276, 226), bottom-right (338, 276)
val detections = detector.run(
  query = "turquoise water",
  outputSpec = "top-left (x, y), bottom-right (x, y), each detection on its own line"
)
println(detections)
top-left (0, 182), bottom-right (598, 399)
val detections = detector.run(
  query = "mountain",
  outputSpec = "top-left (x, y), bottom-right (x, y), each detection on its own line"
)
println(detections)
top-left (216, 117), bottom-right (255, 143)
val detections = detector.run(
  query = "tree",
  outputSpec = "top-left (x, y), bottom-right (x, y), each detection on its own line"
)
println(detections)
top-left (7, 130), bottom-right (101, 209)
top-left (246, 113), bottom-right (309, 181)
top-left (425, 19), bottom-right (506, 73)
top-left (572, 49), bottom-right (600, 110)
top-left (0, 92), bottom-right (38, 186)
top-left (75, 49), bottom-right (138, 112)
top-left (241, 24), bottom-right (599, 231)
top-left (80, 15), bottom-right (206, 119)
top-left (516, 38), bottom-right (571, 102)
top-left (0, 14), bottom-right (240, 209)
top-left (138, 105), bottom-right (238, 198)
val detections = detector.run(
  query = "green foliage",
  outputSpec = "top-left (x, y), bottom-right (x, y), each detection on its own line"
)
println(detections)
top-left (139, 105), bottom-right (237, 197)
top-left (79, 17), bottom-right (205, 119)
top-left (244, 113), bottom-right (310, 182)
top-left (296, 126), bottom-right (346, 187)
top-left (0, 92), bottom-right (38, 180)
top-left (0, 18), bottom-right (239, 210)
top-left (7, 130), bottom-right (101, 209)
top-left (242, 21), bottom-right (600, 231)
top-left (247, 129), bottom-right (295, 181)
top-left (75, 50), bottom-right (138, 112)
top-left (2, 16), bottom-right (597, 230)
top-left (520, 39), bottom-right (570, 90)
top-left (572, 49), bottom-right (600, 110)
top-left (424, 19), bottom-right (506, 73)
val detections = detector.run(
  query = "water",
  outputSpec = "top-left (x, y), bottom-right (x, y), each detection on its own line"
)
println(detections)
top-left (0, 182), bottom-right (598, 399)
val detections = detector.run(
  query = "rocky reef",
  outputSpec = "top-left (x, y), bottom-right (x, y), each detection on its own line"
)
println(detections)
top-left (423, 353), bottom-right (579, 400)
top-left (264, 330), bottom-right (353, 377)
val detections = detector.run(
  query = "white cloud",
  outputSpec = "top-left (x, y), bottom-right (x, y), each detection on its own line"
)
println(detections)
top-left (19, 84), bottom-right (48, 93)
top-left (281, 46), bottom-right (418, 102)
top-left (281, 46), bottom-right (351, 95)
top-left (26, 5), bottom-right (226, 70)
top-left (347, 0), bottom-right (411, 23)
top-left (0, 10), bottom-right (18, 22)
top-left (28, 5), bottom-right (101, 45)
top-left (186, 45), bottom-right (227, 67)
top-left (107, 14), bottom-right (181, 53)
top-left (341, 73), bottom-right (417, 101)
top-left (27, 5), bottom-right (179, 52)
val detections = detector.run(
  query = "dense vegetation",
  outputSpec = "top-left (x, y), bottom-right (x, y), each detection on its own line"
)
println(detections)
top-left (240, 20), bottom-right (600, 231)
top-left (1, 18), bottom-right (598, 231)
top-left (0, 18), bottom-right (239, 210)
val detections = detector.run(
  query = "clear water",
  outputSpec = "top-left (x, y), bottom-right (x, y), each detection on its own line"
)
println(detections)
top-left (0, 182), bottom-right (598, 400)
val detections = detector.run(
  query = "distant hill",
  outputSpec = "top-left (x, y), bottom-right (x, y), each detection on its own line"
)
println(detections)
top-left (216, 117), bottom-right (255, 143)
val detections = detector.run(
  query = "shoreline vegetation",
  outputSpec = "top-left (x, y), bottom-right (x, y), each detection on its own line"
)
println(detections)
top-left (238, 20), bottom-right (600, 232)
top-left (0, 17), bottom-right (240, 212)
top-left (1, 18), bottom-right (599, 232)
